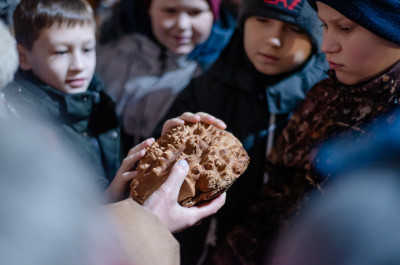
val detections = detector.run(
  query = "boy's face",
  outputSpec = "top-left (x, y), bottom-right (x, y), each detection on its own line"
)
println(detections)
top-left (19, 23), bottom-right (96, 94)
top-left (244, 16), bottom-right (312, 76)
top-left (148, 0), bottom-right (214, 55)
top-left (317, 2), bottom-right (400, 85)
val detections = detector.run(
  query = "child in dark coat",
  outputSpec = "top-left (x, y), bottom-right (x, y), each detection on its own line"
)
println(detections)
top-left (162, 0), bottom-right (328, 263)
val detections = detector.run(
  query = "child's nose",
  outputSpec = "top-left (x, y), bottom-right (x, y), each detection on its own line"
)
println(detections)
top-left (266, 24), bottom-right (284, 47)
top-left (175, 12), bottom-right (191, 30)
top-left (268, 37), bottom-right (281, 47)
top-left (321, 32), bottom-right (340, 54)
top-left (70, 52), bottom-right (84, 70)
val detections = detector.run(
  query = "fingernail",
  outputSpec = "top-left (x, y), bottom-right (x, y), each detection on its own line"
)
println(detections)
top-left (177, 159), bottom-right (188, 168)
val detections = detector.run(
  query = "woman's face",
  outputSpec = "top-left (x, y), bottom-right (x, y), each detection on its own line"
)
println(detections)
top-left (149, 0), bottom-right (214, 55)
top-left (317, 2), bottom-right (400, 85)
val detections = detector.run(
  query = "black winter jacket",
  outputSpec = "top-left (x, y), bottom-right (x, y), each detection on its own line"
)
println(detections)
top-left (3, 70), bottom-right (122, 190)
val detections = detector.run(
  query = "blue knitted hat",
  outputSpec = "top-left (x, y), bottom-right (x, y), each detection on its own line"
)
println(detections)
top-left (308, 0), bottom-right (400, 45)
top-left (238, 0), bottom-right (323, 52)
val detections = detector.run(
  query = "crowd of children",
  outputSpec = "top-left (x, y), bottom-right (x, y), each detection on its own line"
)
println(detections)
top-left (1, 0), bottom-right (400, 264)
top-left (0, 1), bottom-right (226, 264)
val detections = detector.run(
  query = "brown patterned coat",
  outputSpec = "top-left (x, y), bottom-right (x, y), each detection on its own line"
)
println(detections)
top-left (213, 61), bottom-right (400, 265)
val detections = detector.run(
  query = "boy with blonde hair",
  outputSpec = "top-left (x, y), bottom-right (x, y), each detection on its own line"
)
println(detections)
top-left (8, 0), bottom-right (122, 193)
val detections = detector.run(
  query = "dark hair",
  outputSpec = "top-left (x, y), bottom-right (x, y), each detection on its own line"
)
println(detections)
top-left (13, 0), bottom-right (95, 50)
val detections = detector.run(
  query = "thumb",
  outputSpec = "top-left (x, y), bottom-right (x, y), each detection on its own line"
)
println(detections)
top-left (160, 160), bottom-right (189, 198)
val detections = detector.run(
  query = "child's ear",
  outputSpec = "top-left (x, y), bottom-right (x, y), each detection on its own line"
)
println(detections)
top-left (17, 44), bottom-right (32, 70)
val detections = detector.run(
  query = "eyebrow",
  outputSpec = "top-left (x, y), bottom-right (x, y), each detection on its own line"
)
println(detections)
top-left (317, 15), bottom-right (352, 24)
top-left (49, 39), bottom-right (96, 45)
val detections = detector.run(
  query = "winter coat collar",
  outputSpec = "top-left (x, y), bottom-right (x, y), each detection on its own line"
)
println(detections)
top-left (14, 70), bottom-right (104, 133)
top-left (330, 60), bottom-right (400, 99)
top-left (266, 52), bottom-right (328, 114)
top-left (188, 7), bottom-right (237, 71)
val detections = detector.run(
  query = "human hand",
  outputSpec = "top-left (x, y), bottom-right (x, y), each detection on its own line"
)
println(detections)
top-left (143, 159), bottom-right (226, 233)
top-left (105, 138), bottom-right (155, 202)
top-left (162, 112), bottom-right (227, 135)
